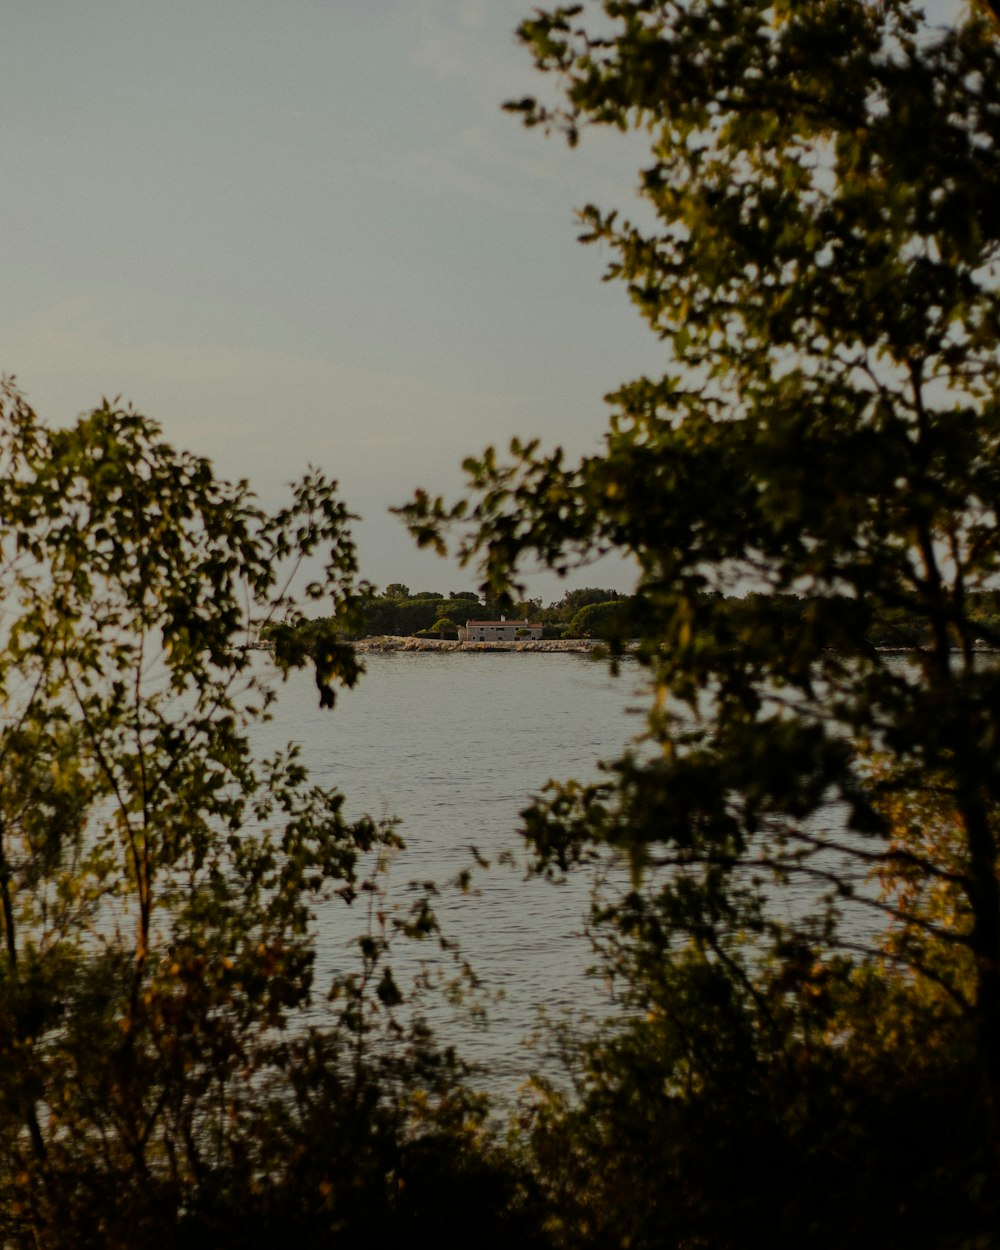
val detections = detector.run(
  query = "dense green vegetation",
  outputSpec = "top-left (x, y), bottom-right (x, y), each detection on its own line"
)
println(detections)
top-left (0, 383), bottom-right (540, 1248)
top-left (402, 0), bottom-right (1000, 1242)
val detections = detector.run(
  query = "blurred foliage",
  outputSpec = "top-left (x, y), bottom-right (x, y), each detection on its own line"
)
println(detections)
top-left (401, 0), bottom-right (1000, 1243)
top-left (0, 382), bottom-right (542, 1249)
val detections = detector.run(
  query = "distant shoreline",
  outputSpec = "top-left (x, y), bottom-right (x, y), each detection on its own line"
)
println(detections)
top-left (353, 635), bottom-right (609, 654)
top-left (248, 636), bottom-right (1000, 657)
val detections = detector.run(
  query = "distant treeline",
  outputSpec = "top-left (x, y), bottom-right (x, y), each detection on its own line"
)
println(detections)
top-left (266, 585), bottom-right (1000, 648)
top-left (267, 584), bottom-right (633, 643)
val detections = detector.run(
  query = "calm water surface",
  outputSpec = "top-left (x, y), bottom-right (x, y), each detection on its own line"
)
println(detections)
top-left (252, 649), bottom-right (899, 1097)
top-left (253, 650), bottom-right (649, 1095)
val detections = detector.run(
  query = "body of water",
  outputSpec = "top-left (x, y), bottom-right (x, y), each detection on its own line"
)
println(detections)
top-left (250, 648), bottom-right (896, 1099)
top-left (252, 649), bottom-right (648, 1096)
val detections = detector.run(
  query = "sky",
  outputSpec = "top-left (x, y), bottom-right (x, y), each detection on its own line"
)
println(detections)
top-left (1, 0), bottom-right (665, 602)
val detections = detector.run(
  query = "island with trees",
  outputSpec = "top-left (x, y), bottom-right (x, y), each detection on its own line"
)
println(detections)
top-left (262, 582), bottom-right (632, 650)
top-left (268, 582), bottom-right (1000, 652)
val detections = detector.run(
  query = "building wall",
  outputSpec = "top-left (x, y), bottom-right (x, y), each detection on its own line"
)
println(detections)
top-left (460, 620), bottom-right (543, 641)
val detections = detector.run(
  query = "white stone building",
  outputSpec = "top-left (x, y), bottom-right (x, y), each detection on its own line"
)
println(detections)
top-left (459, 616), bottom-right (544, 642)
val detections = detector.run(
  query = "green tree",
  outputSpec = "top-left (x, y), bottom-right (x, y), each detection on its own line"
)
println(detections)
top-left (0, 382), bottom-right (531, 1248)
top-left (546, 587), bottom-right (621, 624)
top-left (403, 0), bottom-right (1000, 1239)
top-left (562, 599), bottom-right (625, 639)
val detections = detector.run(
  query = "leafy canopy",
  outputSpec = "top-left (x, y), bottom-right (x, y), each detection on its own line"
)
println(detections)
top-left (404, 0), bottom-right (1000, 1241)
top-left (0, 381), bottom-right (531, 1248)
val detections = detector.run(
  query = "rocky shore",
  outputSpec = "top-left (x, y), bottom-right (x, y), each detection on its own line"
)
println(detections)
top-left (353, 635), bottom-right (607, 654)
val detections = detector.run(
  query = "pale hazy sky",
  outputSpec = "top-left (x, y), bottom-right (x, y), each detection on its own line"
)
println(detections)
top-left (2, 0), bottom-right (665, 599)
